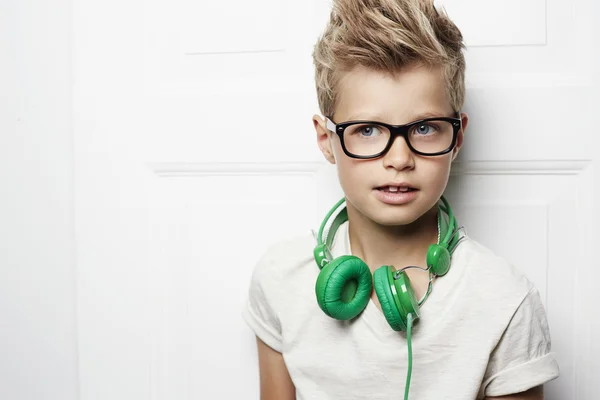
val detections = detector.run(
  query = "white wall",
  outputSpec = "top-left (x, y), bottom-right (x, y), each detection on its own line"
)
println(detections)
top-left (2, 0), bottom-right (599, 398)
top-left (0, 1), bottom-right (79, 399)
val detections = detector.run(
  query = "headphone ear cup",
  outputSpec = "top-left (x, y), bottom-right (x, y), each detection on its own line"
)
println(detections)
top-left (315, 255), bottom-right (372, 320)
top-left (373, 266), bottom-right (407, 331)
top-left (427, 244), bottom-right (451, 276)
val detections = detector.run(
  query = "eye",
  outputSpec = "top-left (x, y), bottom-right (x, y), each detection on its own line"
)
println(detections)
top-left (414, 123), bottom-right (437, 135)
top-left (357, 125), bottom-right (382, 137)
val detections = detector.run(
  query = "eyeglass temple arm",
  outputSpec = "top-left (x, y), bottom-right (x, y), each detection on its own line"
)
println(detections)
top-left (325, 117), bottom-right (336, 133)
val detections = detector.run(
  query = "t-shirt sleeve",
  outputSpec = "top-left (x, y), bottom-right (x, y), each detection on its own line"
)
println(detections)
top-left (241, 243), bottom-right (284, 353)
top-left (480, 286), bottom-right (560, 397)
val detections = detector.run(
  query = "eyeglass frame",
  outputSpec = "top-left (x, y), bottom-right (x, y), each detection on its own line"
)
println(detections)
top-left (325, 112), bottom-right (462, 159)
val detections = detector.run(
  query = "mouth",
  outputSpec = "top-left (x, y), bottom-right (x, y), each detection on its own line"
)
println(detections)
top-left (374, 184), bottom-right (419, 205)
top-left (375, 185), bottom-right (418, 193)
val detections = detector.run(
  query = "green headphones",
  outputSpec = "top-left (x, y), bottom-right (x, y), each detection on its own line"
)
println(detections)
top-left (313, 195), bottom-right (462, 331)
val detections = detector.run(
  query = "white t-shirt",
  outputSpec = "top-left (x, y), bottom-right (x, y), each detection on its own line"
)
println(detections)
top-left (242, 220), bottom-right (559, 399)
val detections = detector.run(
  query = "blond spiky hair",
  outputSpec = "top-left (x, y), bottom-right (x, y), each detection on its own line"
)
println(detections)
top-left (313, 0), bottom-right (466, 117)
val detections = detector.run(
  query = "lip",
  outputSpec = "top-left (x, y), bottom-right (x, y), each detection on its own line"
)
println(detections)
top-left (373, 187), bottom-right (419, 205)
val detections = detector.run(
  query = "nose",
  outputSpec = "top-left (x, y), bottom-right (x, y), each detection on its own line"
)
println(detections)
top-left (381, 135), bottom-right (415, 170)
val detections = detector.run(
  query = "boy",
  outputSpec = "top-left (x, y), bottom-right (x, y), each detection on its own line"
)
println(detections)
top-left (242, 0), bottom-right (560, 398)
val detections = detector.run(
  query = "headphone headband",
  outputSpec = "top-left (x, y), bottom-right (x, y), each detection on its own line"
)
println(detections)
top-left (314, 196), bottom-right (459, 269)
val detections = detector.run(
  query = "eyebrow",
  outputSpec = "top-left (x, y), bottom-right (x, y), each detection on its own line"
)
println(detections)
top-left (345, 111), bottom-right (453, 123)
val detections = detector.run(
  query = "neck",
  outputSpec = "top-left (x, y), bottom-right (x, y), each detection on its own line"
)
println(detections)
top-left (347, 203), bottom-right (439, 273)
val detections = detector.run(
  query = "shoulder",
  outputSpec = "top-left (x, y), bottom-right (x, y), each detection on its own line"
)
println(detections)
top-left (246, 230), bottom-right (317, 299)
top-left (251, 231), bottom-right (316, 278)
top-left (242, 230), bottom-right (318, 351)
top-left (453, 236), bottom-right (536, 312)
top-left (462, 237), bottom-right (560, 396)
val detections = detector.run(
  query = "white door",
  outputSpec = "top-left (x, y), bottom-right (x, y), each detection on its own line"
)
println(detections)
top-left (74, 0), bottom-right (599, 399)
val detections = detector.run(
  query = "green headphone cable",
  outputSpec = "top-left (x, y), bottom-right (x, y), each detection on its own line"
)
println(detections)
top-left (404, 313), bottom-right (414, 400)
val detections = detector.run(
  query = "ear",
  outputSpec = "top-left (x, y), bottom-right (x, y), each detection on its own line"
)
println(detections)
top-left (313, 114), bottom-right (336, 164)
top-left (451, 112), bottom-right (468, 162)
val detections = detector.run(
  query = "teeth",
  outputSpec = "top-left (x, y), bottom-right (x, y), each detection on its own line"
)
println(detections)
top-left (385, 186), bottom-right (410, 192)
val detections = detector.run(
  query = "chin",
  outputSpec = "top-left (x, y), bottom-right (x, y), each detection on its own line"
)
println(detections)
top-left (366, 196), bottom-right (428, 227)
top-left (370, 212), bottom-right (423, 227)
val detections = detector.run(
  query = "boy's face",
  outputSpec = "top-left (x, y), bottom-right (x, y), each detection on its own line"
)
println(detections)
top-left (313, 64), bottom-right (468, 227)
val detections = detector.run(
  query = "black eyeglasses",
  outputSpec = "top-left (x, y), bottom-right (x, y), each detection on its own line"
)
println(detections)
top-left (325, 113), bottom-right (462, 159)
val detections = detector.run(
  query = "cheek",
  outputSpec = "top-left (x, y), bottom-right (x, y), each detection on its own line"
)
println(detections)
top-left (421, 157), bottom-right (453, 187)
top-left (336, 156), bottom-right (361, 183)
top-left (334, 155), bottom-right (376, 194)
